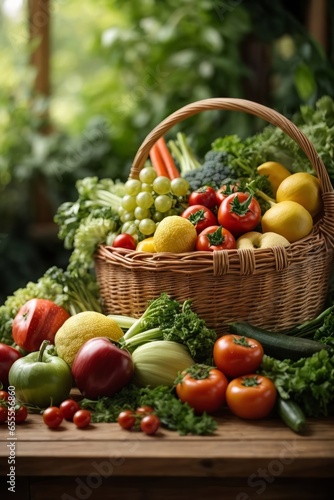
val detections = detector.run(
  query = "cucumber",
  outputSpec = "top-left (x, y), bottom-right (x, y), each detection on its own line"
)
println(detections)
top-left (276, 396), bottom-right (306, 434)
top-left (228, 321), bottom-right (331, 360)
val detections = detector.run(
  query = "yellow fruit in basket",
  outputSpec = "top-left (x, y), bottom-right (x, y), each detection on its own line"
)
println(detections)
top-left (236, 231), bottom-right (290, 249)
top-left (153, 215), bottom-right (197, 253)
top-left (257, 161), bottom-right (292, 195)
top-left (261, 200), bottom-right (313, 243)
top-left (136, 237), bottom-right (156, 252)
top-left (54, 311), bottom-right (124, 367)
top-left (276, 172), bottom-right (322, 217)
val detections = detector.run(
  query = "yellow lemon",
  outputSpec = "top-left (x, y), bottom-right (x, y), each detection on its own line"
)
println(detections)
top-left (54, 311), bottom-right (124, 367)
top-left (153, 215), bottom-right (197, 253)
top-left (276, 172), bottom-right (322, 217)
top-left (257, 161), bottom-right (291, 195)
top-left (261, 201), bottom-right (313, 243)
top-left (136, 237), bottom-right (156, 252)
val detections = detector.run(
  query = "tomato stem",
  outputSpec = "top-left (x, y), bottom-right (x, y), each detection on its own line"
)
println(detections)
top-left (241, 376), bottom-right (260, 387)
top-left (178, 363), bottom-right (214, 381)
top-left (233, 336), bottom-right (252, 348)
top-left (188, 209), bottom-right (206, 226)
top-left (206, 227), bottom-right (225, 246)
top-left (230, 194), bottom-right (254, 216)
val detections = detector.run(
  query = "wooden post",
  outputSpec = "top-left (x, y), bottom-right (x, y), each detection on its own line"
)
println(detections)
top-left (306, 0), bottom-right (328, 51)
top-left (27, 0), bottom-right (55, 230)
top-left (28, 0), bottom-right (51, 102)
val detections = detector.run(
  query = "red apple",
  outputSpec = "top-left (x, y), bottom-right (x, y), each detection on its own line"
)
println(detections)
top-left (0, 343), bottom-right (22, 388)
top-left (12, 299), bottom-right (71, 352)
top-left (72, 337), bottom-right (134, 398)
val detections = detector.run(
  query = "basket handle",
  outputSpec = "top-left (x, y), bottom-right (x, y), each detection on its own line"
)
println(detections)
top-left (131, 98), bottom-right (334, 248)
top-left (130, 97), bottom-right (333, 194)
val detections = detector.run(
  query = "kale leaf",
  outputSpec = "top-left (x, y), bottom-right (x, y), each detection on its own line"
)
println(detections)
top-left (260, 350), bottom-right (334, 417)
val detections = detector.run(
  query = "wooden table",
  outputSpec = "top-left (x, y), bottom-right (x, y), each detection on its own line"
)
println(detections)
top-left (1, 409), bottom-right (333, 500)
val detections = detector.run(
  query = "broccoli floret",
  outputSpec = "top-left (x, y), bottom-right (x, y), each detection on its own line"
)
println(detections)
top-left (183, 151), bottom-right (237, 191)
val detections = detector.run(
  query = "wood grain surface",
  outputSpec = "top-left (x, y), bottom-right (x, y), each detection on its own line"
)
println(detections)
top-left (1, 410), bottom-right (333, 500)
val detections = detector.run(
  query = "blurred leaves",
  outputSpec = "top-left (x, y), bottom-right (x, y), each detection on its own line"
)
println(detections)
top-left (54, 0), bottom-right (254, 156)
top-left (0, 0), bottom-right (334, 300)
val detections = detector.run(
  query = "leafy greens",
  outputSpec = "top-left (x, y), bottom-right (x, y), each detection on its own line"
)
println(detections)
top-left (119, 293), bottom-right (217, 364)
top-left (260, 350), bottom-right (334, 418)
top-left (80, 384), bottom-right (217, 435)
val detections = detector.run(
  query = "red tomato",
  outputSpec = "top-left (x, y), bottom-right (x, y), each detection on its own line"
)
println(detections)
top-left (176, 365), bottom-right (228, 414)
top-left (213, 334), bottom-right (264, 378)
top-left (0, 405), bottom-right (8, 423)
top-left (181, 205), bottom-right (218, 234)
top-left (15, 404), bottom-right (28, 423)
top-left (112, 233), bottom-right (136, 250)
top-left (216, 183), bottom-right (240, 205)
top-left (140, 414), bottom-right (160, 435)
top-left (196, 225), bottom-right (236, 251)
top-left (59, 399), bottom-right (80, 421)
top-left (188, 186), bottom-right (217, 210)
top-left (43, 406), bottom-right (63, 428)
top-left (12, 299), bottom-right (70, 353)
top-left (226, 375), bottom-right (277, 420)
top-left (117, 410), bottom-right (136, 430)
top-left (0, 390), bottom-right (9, 401)
top-left (217, 192), bottom-right (261, 238)
top-left (73, 409), bottom-right (91, 428)
top-left (136, 405), bottom-right (154, 416)
top-left (0, 343), bottom-right (22, 387)
top-left (72, 337), bottom-right (134, 399)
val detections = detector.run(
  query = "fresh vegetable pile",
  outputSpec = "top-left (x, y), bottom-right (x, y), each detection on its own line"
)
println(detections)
top-left (1, 293), bottom-right (333, 436)
top-left (1, 96), bottom-right (334, 436)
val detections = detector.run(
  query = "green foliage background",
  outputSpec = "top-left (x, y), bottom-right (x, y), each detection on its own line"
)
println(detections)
top-left (1, 0), bottom-right (334, 302)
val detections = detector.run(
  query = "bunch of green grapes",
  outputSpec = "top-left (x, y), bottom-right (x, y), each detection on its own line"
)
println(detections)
top-left (119, 166), bottom-right (190, 239)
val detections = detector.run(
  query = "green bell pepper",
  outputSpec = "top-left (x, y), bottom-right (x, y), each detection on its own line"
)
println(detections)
top-left (8, 340), bottom-right (73, 408)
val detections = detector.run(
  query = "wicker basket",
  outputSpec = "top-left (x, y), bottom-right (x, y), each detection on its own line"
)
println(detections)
top-left (95, 98), bottom-right (334, 334)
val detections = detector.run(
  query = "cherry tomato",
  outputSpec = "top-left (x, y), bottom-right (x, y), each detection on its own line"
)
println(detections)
top-left (59, 399), bottom-right (81, 421)
top-left (216, 183), bottom-right (240, 205)
top-left (176, 364), bottom-right (228, 414)
top-left (112, 233), bottom-right (137, 250)
top-left (0, 405), bottom-right (8, 423)
top-left (117, 410), bottom-right (136, 430)
top-left (15, 404), bottom-right (28, 423)
top-left (196, 225), bottom-right (236, 251)
top-left (43, 406), bottom-right (63, 428)
top-left (217, 192), bottom-right (261, 238)
top-left (73, 409), bottom-right (91, 428)
top-left (188, 186), bottom-right (217, 210)
top-left (136, 405), bottom-right (154, 416)
top-left (226, 374), bottom-right (277, 420)
top-left (213, 334), bottom-right (264, 379)
top-left (181, 205), bottom-right (218, 234)
top-left (0, 390), bottom-right (9, 401)
top-left (140, 414), bottom-right (160, 435)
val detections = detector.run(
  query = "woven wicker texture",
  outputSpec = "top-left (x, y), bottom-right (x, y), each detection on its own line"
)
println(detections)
top-left (95, 98), bottom-right (334, 334)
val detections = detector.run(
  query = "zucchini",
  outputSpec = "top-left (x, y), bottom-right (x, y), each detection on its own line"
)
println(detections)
top-left (276, 396), bottom-right (306, 434)
top-left (228, 321), bottom-right (331, 360)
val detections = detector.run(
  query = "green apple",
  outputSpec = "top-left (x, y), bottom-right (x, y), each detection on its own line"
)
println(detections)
top-left (236, 231), bottom-right (290, 249)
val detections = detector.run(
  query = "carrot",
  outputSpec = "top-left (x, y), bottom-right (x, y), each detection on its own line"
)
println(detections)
top-left (156, 137), bottom-right (180, 179)
top-left (149, 142), bottom-right (169, 177)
